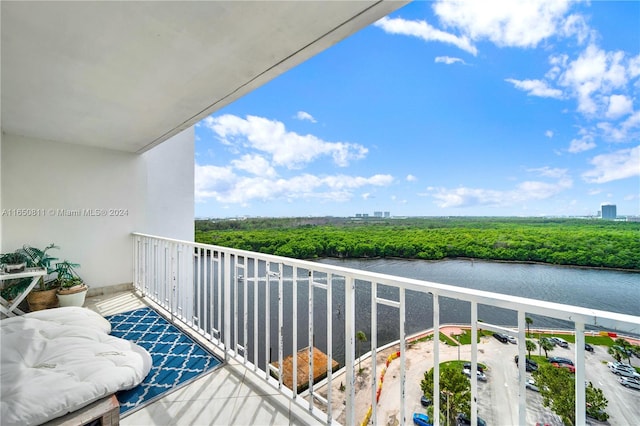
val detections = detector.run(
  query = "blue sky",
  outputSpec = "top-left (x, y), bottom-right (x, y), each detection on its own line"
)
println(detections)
top-left (194, 0), bottom-right (639, 218)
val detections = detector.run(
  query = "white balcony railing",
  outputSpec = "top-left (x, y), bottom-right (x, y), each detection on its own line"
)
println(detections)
top-left (132, 233), bottom-right (639, 426)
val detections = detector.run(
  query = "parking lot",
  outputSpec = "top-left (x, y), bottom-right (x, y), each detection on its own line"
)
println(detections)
top-left (323, 333), bottom-right (640, 425)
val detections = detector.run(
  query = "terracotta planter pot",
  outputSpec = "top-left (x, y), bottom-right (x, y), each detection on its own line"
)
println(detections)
top-left (27, 288), bottom-right (59, 311)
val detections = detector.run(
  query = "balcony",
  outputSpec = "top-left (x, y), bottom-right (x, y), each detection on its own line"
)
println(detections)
top-left (118, 233), bottom-right (639, 426)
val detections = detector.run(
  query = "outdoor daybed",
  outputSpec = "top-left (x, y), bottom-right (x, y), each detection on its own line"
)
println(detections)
top-left (0, 307), bottom-right (152, 426)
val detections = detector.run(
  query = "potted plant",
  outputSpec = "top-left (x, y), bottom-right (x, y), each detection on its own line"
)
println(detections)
top-left (0, 252), bottom-right (28, 273)
top-left (55, 260), bottom-right (88, 307)
top-left (19, 244), bottom-right (61, 310)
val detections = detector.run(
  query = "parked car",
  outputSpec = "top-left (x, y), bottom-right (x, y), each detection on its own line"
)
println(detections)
top-left (548, 356), bottom-right (574, 366)
top-left (551, 362), bottom-right (576, 373)
top-left (608, 361), bottom-right (633, 371)
top-left (551, 337), bottom-right (569, 348)
top-left (619, 377), bottom-right (640, 390)
top-left (610, 364), bottom-right (640, 379)
top-left (585, 343), bottom-right (594, 352)
top-left (507, 335), bottom-right (517, 344)
top-left (493, 332), bottom-right (509, 343)
top-left (463, 362), bottom-right (485, 373)
top-left (413, 413), bottom-right (433, 426)
top-left (463, 368), bottom-right (487, 382)
top-left (515, 355), bottom-right (538, 372)
top-left (526, 378), bottom-right (539, 392)
top-left (456, 413), bottom-right (487, 426)
top-left (420, 395), bottom-right (432, 407)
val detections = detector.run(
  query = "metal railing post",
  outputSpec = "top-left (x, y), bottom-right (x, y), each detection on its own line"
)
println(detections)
top-left (345, 276), bottom-right (356, 426)
top-left (575, 321), bottom-right (586, 426)
top-left (399, 287), bottom-right (406, 426)
top-left (433, 293), bottom-right (440, 426)
top-left (223, 253), bottom-right (231, 361)
top-left (517, 311), bottom-right (527, 426)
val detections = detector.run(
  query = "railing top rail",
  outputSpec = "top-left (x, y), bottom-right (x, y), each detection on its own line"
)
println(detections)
top-left (132, 233), bottom-right (640, 333)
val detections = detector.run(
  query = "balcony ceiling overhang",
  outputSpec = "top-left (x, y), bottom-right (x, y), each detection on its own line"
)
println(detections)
top-left (1, 1), bottom-right (407, 153)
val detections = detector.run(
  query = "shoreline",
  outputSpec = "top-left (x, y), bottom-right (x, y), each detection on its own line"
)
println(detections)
top-left (317, 256), bottom-right (640, 274)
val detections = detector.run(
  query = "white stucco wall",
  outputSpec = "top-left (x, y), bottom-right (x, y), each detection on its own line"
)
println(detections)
top-left (1, 130), bottom-right (194, 288)
top-left (142, 127), bottom-right (194, 241)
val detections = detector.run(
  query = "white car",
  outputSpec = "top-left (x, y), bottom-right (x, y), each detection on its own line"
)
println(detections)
top-left (463, 368), bottom-right (487, 382)
top-left (507, 336), bottom-right (517, 344)
top-left (616, 367), bottom-right (640, 379)
top-left (608, 361), bottom-right (634, 371)
top-left (526, 378), bottom-right (539, 392)
top-left (609, 363), bottom-right (640, 379)
top-left (619, 377), bottom-right (640, 390)
top-left (551, 337), bottom-right (569, 348)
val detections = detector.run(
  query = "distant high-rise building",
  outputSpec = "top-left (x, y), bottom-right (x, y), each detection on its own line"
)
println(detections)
top-left (384, 211), bottom-right (390, 218)
top-left (374, 211), bottom-right (382, 217)
top-left (601, 204), bottom-right (617, 219)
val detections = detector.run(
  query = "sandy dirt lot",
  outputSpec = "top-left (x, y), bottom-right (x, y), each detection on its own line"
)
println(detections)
top-left (316, 330), bottom-right (640, 426)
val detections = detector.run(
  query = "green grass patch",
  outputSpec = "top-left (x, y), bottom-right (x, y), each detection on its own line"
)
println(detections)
top-left (529, 355), bottom-right (549, 365)
top-left (585, 335), bottom-right (615, 346)
top-left (534, 333), bottom-right (615, 347)
top-left (410, 334), bottom-right (434, 344)
top-left (457, 331), bottom-right (472, 345)
top-left (440, 332), bottom-right (459, 346)
top-left (439, 360), bottom-right (488, 371)
top-left (457, 329), bottom-right (493, 345)
top-left (441, 360), bottom-right (466, 370)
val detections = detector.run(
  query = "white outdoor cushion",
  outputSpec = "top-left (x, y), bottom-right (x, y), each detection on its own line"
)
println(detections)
top-left (18, 306), bottom-right (112, 333)
top-left (0, 308), bottom-right (151, 426)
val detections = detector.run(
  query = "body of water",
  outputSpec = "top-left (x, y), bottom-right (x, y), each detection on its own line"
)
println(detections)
top-left (218, 258), bottom-right (638, 369)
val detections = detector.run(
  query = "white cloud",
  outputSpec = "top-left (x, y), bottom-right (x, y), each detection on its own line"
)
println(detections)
top-left (374, 16), bottom-right (478, 55)
top-left (195, 164), bottom-right (393, 204)
top-left (582, 146), bottom-right (640, 183)
top-left (629, 54), bottom-right (640, 78)
top-left (557, 44), bottom-right (629, 115)
top-left (505, 78), bottom-right (563, 98)
top-left (598, 111), bottom-right (640, 142)
top-left (433, 0), bottom-right (573, 48)
top-left (605, 94), bottom-right (633, 119)
top-left (295, 111), bottom-right (317, 123)
top-left (426, 175), bottom-right (572, 208)
top-left (406, 174), bottom-right (417, 182)
top-left (568, 137), bottom-right (596, 153)
top-left (561, 13), bottom-right (592, 44)
top-left (362, 193), bottom-right (372, 200)
top-left (203, 114), bottom-right (367, 169)
top-left (230, 154), bottom-right (277, 178)
top-left (526, 167), bottom-right (568, 179)
top-left (545, 130), bottom-right (554, 138)
top-left (435, 56), bottom-right (465, 65)
top-left (195, 164), bottom-right (238, 202)
top-left (588, 189), bottom-right (602, 195)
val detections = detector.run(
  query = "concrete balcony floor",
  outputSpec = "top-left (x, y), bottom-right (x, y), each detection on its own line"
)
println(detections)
top-left (85, 290), bottom-right (318, 426)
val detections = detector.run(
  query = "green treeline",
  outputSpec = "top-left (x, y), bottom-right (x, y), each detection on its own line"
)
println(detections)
top-left (195, 217), bottom-right (640, 270)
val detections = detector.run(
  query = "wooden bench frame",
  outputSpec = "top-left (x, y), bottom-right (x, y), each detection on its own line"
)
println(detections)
top-left (44, 395), bottom-right (119, 426)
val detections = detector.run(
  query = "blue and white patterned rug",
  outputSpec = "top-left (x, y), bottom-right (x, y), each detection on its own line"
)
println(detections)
top-left (106, 307), bottom-right (221, 416)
